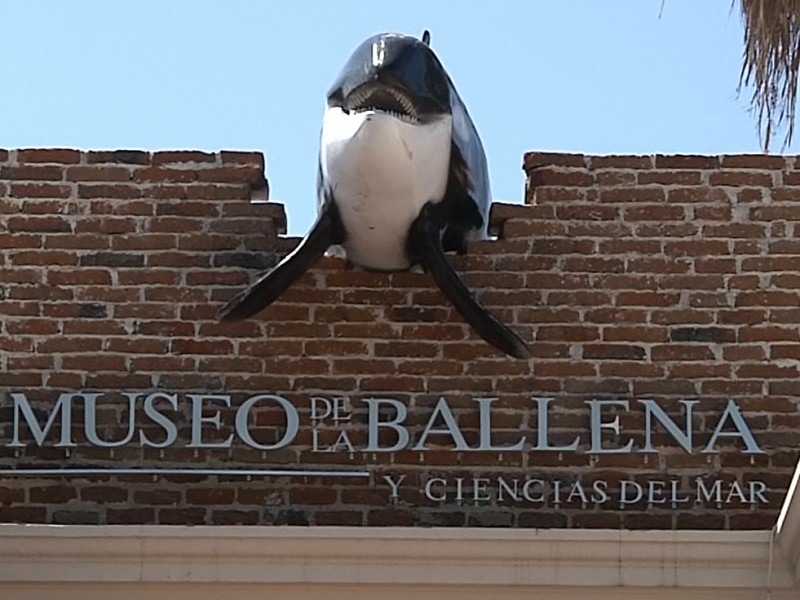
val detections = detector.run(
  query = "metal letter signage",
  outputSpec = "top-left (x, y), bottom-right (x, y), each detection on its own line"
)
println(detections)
top-left (0, 391), bottom-right (769, 509)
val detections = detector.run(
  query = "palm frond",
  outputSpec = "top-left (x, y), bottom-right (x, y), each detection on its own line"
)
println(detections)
top-left (738, 0), bottom-right (800, 151)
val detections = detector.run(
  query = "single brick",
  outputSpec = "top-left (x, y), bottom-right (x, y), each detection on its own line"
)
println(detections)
top-left (79, 252), bottom-right (145, 268)
top-left (720, 154), bottom-right (787, 169)
top-left (0, 165), bottom-right (64, 181)
top-left (588, 155), bottom-right (653, 169)
top-left (654, 154), bottom-right (720, 169)
top-left (220, 150), bottom-right (265, 167)
top-left (86, 150), bottom-right (151, 165)
top-left (527, 167), bottom-right (593, 187)
top-left (7, 215), bottom-right (72, 233)
top-left (17, 148), bottom-right (81, 163)
top-left (66, 166), bottom-right (131, 182)
top-left (670, 327), bottom-right (736, 343)
top-left (523, 151), bottom-right (585, 170)
top-left (153, 150), bottom-right (216, 165)
top-left (76, 303), bottom-right (108, 318)
top-left (709, 171), bottom-right (774, 186)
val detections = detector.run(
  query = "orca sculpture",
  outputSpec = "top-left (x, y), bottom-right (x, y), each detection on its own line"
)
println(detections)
top-left (219, 31), bottom-right (530, 359)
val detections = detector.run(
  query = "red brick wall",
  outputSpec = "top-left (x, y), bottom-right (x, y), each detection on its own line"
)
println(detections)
top-left (0, 148), bottom-right (798, 529)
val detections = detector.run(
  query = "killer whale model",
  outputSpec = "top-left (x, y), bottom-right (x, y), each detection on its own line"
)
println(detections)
top-left (219, 31), bottom-right (530, 359)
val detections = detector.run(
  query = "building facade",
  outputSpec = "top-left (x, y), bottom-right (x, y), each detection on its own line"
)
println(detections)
top-left (0, 148), bottom-right (799, 597)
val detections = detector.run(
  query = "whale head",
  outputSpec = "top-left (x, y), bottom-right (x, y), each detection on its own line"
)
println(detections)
top-left (326, 32), bottom-right (452, 125)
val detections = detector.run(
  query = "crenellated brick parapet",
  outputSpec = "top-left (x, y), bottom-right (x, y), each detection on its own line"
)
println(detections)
top-left (0, 148), bottom-right (798, 529)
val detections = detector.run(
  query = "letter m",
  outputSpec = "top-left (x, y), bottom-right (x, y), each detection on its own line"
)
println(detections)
top-left (9, 393), bottom-right (76, 447)
top-left (696, 478), bottom-right (722, 504)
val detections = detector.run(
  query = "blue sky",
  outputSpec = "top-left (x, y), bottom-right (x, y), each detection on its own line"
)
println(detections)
top-left (2, 1), bottom-right (790, 234)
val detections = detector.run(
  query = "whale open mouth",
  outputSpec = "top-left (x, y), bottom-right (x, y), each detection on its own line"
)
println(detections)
top-left (344, 83), bottom-right (419, 123)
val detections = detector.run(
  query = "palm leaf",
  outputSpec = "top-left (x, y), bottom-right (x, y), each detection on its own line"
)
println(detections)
top-left (738, 0), bottom-right (800, 150)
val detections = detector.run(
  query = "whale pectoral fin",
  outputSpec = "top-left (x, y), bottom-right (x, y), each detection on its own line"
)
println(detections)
top-left (218, 201), bottom-right (344, 322)
top-left (408, 203), bottom-right (531, 360)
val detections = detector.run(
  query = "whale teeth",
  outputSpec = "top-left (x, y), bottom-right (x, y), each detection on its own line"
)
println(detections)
top-left (346, 84), bottom-right (419, 123)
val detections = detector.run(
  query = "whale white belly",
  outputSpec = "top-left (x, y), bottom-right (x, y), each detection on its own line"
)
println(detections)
top-left (320, 107), bottom-right (452, 270)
